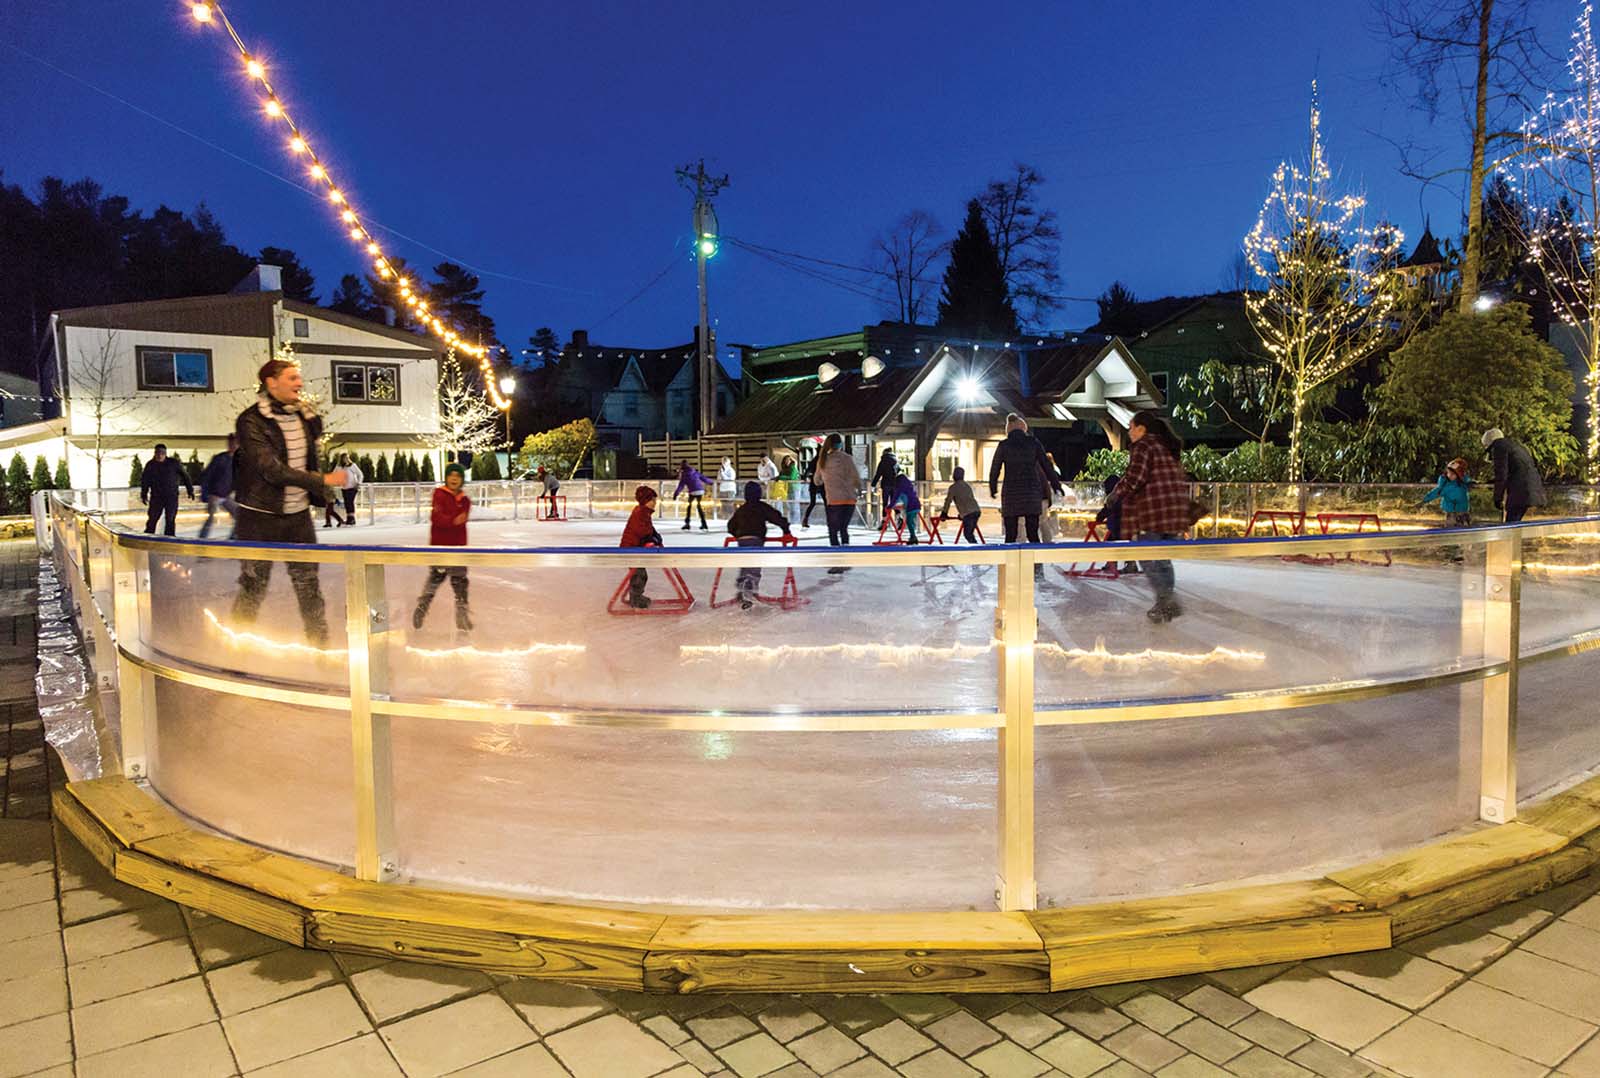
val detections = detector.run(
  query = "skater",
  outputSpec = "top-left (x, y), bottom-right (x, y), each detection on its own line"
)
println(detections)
top-left (870, 446), bottom-right (898, 523)
top-left (800, 454), bottom-right (824, 529)
top-left (772, 455), bottom-right (798, 508)
top-left (620, 485), bottom-right (664, 608)
top-left (336, 453), bottom-right (362, 526)
top-left (717, 457), bottom-right (737, 515)
top-left (888, 471), bottom-right (922, 544)
top-left (988, 415), bottom-right (1062, 543)
top-left (728, 480), bottom-right (792, 609)
top-left (1102, 474), bottom-right (1137, 573)
top-left (817, 433), bottom-right (863, 573)
top-left (1096, 411), bottom-right (1191, 623)
top-left (1421, 458), bottom-right (1473, 528)
top-left (140, 443), bottom-right (194, 537)
top-left (538, 465), bottom-right (561, 519)
top-left (938, 466), bottom-right (982, 544)
top-left (229, 356), bottom-right (346, 646)
top-left (673, 461), bottom-right (709, 530)
top-left (323, 452), bottom-right (351, 527)
top-left (412, 463), bottom-right (473, 633)
top-left (1482, 428), bottom-right (1546, 523)
top-left (1039, 455), bottom-right (1061, 544)
top-left (757, 454), bottom-right (779, 497)
top-left (197, 435), bottom-right (237, 540)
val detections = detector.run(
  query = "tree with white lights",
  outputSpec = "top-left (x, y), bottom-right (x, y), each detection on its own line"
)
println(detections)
top-left (418, 351), bottom-right (503, 461)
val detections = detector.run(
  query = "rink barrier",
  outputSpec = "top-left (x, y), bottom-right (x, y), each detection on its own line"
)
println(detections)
top-left (50, 773), bottom-right (1600, 993)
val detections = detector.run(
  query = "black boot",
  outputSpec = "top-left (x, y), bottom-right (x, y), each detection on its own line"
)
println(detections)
top-left (412, 599), bottom-right (430, 629)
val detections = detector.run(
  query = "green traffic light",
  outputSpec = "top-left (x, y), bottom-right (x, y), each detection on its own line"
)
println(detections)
top-left (698, 235), bottom-right (718, 257)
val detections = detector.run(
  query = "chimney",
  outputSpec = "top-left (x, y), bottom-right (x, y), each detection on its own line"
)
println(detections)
top-left (232, 263), bottom-right (283, 294)
top-left (570, 329), bottom-right (589, 350)
top-left (379, 305), bottom-right (396, 327)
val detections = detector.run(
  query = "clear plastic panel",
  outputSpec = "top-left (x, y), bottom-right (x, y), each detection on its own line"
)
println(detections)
top-left (383, 555), bottom-right (1001, 714)
top-left (1032, 542), bottom-right (1488, 710)
top-left (1035, 681), bottom-right (1483, 905)
top-left (1519, 528), bottom-right (1600, 654)
top-left (1519, 648), bottom-right (1600, 802)
top-left (149, 680), bottom-right (355, 868)
top-left (144, 551), bottom-right (348, 688)
top-left (387, 721), bottom-right (996, 909)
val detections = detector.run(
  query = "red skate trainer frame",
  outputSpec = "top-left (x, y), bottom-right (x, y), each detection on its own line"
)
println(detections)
top-left (538, 494), bottom-right (568, 521)
top-left (606, 564), bottom-right (695, 615)
top-left (709, 535), bottom-right (810, 610)
top-left (874, 510), bottom-right (943, 546)
top-left (929, 514), bottom-right (986, 544)
top-left (1061, 520), bottom-right (1121, 579)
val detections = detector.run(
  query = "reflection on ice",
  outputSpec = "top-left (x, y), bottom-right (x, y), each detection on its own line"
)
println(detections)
top-left (680, 639), bottom-right (1266, 673)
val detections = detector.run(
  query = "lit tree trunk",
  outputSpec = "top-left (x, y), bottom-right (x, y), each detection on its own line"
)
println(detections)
top-left (1288, 384), bottom-right (1307, 483)
top-left (1459, 0), bottom-right (1493, 313)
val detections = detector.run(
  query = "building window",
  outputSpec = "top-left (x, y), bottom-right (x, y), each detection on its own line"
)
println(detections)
top-left (136, 347), bottom-right (213, 392)
top-left (333, 362), bottom-right (401, 405)
top-left (292, 317), bottom-right (310, 338)
top-left (1150, 371), bottom-right (1169, 398)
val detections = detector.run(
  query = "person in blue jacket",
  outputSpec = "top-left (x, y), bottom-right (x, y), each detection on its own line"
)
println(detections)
top-left (888, 471), bottom-right (922, 544)
top-left (673, 461), bottom-right (709, 530)
top-left (1421, 457), bottom-right (1473, 527)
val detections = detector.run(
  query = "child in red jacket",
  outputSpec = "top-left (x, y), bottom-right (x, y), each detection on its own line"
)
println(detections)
top-left (413, 462), bottom-right (473, 631)
top-left (620, 485), bottom-right (662, 608)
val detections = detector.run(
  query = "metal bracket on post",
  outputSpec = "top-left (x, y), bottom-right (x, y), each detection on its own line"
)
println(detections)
top-left (994, 549), bottom-right (1038, 911)
top-left (411, 484), bottom-right (422, 524)
top-left (512, 482), bottom-right (521, 521)
top-left (346, 556), bottom-right (398, 881)
top-left (109, 543), bottom-right (154, 781)
top-left (1479, 532), bottom-right (1522, 823)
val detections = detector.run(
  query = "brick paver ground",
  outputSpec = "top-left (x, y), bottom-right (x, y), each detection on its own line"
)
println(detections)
top-left (2, 538), bottom-right (1597, 1077)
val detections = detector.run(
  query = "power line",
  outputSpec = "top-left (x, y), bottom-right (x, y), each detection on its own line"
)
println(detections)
top-left (587, 250), bottom-right (685, 330)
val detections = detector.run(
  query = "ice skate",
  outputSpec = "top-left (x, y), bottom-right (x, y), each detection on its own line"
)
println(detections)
top-left (454, 606), bottom-right (473, 632)
top-left (411, 600), bottom-right (429, 629)
top-left (627, 591), bottom-right (652, 609)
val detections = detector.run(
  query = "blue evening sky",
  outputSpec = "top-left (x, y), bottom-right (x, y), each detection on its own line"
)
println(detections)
top-left (0, 1), bottom-right (1581, 365)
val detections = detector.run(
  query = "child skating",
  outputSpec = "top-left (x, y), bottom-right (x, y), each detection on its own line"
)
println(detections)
top-left (728, 480), bottom-right (792, 609)
top-left (620, 485), bottom-right (664, 608)
top-left (938, 466), bottom-right (982, 543)
top-left (1422, 458), bottom-right (1473, 527)
top-left (888, 471), bottom-right (922, 544)
top-left (412, 462), bottom-right (473, 634)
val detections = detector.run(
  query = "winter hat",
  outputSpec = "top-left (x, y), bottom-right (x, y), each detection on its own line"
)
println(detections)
top-left (952, 466), bottom-right (965, 481)
top-left (1482, 428), bottom-right (1505, 448)
top-left (443, 462), bottom-right (465, 481)
top-left (743, 480), bottom-right (761, 502)
top-left (1447, 457), bottom-right (1469, 475)
top-left (635, 485), bottom-right (658, 505)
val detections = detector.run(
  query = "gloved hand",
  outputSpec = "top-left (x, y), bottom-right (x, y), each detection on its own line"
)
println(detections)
top-left (1094, 507), bottom-right (1109, 524)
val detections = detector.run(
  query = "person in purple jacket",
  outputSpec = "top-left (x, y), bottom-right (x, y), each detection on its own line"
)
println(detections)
top-left (888, 471), bottom-right (923, 544)
top-left (673, 461), bottom-right (710, 530)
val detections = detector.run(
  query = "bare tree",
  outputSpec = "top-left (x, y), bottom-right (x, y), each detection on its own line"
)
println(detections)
top-left (1219, 250), bottom-right (1256, 292)
top-left (1374, 0), bottom-right (1555, 311)
top-left (869, 211), bottom-right (946, 323)
top-left (976, 164), bottom-right (1062, 328)
top-left (69, 330), bottom-right (139, 488)
top-left (416, 351), bottom-right (502, 460)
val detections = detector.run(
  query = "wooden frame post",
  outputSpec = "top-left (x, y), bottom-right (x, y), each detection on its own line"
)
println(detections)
top-left (346, 555), bottom-right (397, 881)
top-left (995, 548), bottom-right (1037, 910)
top-left (1479, 532), bottom-right (1522, 823)
top-left (110, 542), bottom-right (155, 781)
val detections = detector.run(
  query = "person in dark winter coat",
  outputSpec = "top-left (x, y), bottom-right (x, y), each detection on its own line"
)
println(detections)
top-left (1097, 411), bottom-right (1192, 622)
top-left (888, 472), bottom-right (922, 544)
top-left (1100, 474), bottom-right (1124, 541)
top-left (1482, 428), bottom-right (1546, 523)
top-left (140, 443), bottom-right (195, 536)
top-left (673, 462), bottom-right (709, 530)
top-left (939, 466), bottom-right (982, 544)
top-left (800, 454), bottom-right (824, 529)
top-left (412, 463), bottom-right (473, 632)
top-left (728, 480), bottom-right (792, 608)
top-left (870, 447), bottom-right (898, 523)
top-left (1421, 458), bottom-right (1473, 527)
top-left (197, 435), bottom-right (237, 539)
top-left (987, 415), bottom-right (1062, 542)
top-left (620, 485), bottom-right (663, 608)
top-left (229, 357), bottom-right (347, 646)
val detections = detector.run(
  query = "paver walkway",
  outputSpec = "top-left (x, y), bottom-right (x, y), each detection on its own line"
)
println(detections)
top-left (3, 537), bottom-right (1599, 1078)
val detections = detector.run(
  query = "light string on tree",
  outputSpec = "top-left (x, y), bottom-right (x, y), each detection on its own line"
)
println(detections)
top-left (186, 1), bottom-right (510, 411)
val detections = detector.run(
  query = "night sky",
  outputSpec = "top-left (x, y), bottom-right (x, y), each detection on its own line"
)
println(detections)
top-left (0, 1), bottom-right (1581, 365)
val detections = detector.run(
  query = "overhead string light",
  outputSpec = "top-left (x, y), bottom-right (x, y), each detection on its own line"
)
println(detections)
top-left (188, 1), bottom-right (510, 410)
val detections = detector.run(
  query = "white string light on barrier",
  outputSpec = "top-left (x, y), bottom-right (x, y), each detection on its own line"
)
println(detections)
top-left (186, 1), bottom-right (510, 410)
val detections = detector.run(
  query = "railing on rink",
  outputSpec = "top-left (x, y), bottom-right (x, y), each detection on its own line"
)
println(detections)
top-left (40, 488), bottom-right (1600, 912)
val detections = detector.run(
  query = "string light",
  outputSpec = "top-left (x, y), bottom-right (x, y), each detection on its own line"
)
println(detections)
top-left (188, 0), bottom-right (509, 408)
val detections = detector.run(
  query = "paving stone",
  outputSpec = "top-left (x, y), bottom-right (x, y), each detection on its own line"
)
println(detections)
top-left (1091, 1065), bottom-right (1155, 1078)
top-left (380, 992), bottom-right (536, 1078)
top-left (1032, 1029), bottom-right (1118, 1076)
top-left (1053, 993), bottom-right (1132, 1039)
top-left (1231, 1013), bottom-right (1310, 1057)
top-left (222, 983), bottom-right (371, 1072)
top-left (0, 1012), bottom-right (71, 1078)
top-left (1094, 982), bottom-right (1157, 1005)
top-left (74, 1021), bottom-right (236, 1078)
top-left (0, 965), bottom-right (66, 1029)
top-left (1177, 985), bottom-right (1254, 1028)
top-left (1104, 1024), bottom-right (1186, 1073)
top-left (925, 1008), bottom-right (1003, 1056)
top-left (1148, 976), bottom-right (1214, 1001)
top-left (829, 1058), bottom-right (899, 1078)
top-left (1205, 964), bottom-right (1294, 995)
top-left (1224, 1046), bottom-right (1315, 1078)
top-left (1463, 898), bottom-right (1553, 940)
top-left (543, 1013), bottom-right (690, 1078)
top-left (0, 867), bottom-right (54, 910)
top-left (880, 993), bottom-right (961, 1026)
top-left (899, 1047), bottom-right (982, 1077)
top-left (951, 993), bottom-right (1021, 1020)
top-left (812, 995), bottom-right (901, 1034)
top-left (677, 1038), bottom-right (724, 1074)
top-left (188, 916), bottom-right (284, 969)
top-left (72, 975), bottom-right (217, 1058)
top-left (0, 929), bottom-right (62, 983)
top-left (61, 902), bottom-right (184, 963)
top-left (1529, 877), bottom-right (1598, 915)
top-left (1360, 1016), bottom-right (1544, 1078)
top-left (1396, 920), bottom-right (1514, 973)
top-left (1522, 917), bottom-right (1600, 974)
top-left (57, 874), bottom-right (162, 924)
top-left (68, 935), bottom-right (198, 1006)
top-left (1556, 1032), bottom-right (1600, 1077)
top-left (247, 1033), bottom-right (406, 1077)
top-left (986, 1003), bottom-right (1063, 1049)
top-left (349, 959), bottom-right (492, 1023)
top-left (965, 1039), bottom-right (1051, 1077)
top-left (765, 1064), bottom-right (820, 1078)
top-left (645, 1013), bottom-right (692, 1046)
top-left (332, 949), bottom-right (391, 975)
top-left (1169, 1017), bottom-right (1251, 1064)
top-left (1567, 894), bottom-right (1600, 933)
top-left (717, 1032), bottom-right (797, 1077)
top-left (1157, 1056), bottom-right (1234, 1078)
top-left (859, 1017), bottom-right (937, 1064)
top-left (755, 1000), bottom-right (825, 1043)
top-left (788, 1025), bottom-right (866, 1072)
top-left (0, 897), bottom-right (56, 945)
top-left (1306, 948), bottom-right (1462, 1010)
top-left (499, 978), bottom-right (610, 1035)
top-left (1285, 1040), bottom-right (1372, 1078)
top-left (1419, 978), bottom-right (1595, 1066)
top-left (206, 946), bottom-right (339, 1016)
top-left (1121, 994), bottom-right (1195, 1035)
top-left (1243, 969), bottom-right (1405, 1052)
top-left (689, 1009), bottom-right (763, 1049)
top-left (1476, 948), bottom-right (1600, 1023)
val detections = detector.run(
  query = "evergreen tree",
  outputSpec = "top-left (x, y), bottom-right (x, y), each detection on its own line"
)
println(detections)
top-left (527, 327), bottom-right (562, 363)
top-left (129, 456), bottom-right (143, 489)
top-left (31, 456), bottom-right (52, 492)
top-left (374, 453), bottom-right (391, 482)
top-left (53, 459), bottom-right (70, 490)
top-left (184, 450), bottom-right (204, 488)
top-left (1094, 281), bottom-right (1141, 336)
top-left (357, 453), bottom-right (375, 479)
top-left (328, 274), bottom-right (382, 322)
top-left (937, 200), bottom-right (1019, 338)
top-left (421, 455), bottom-right (435, 482)
top-left (7, 453), bottom-right (31, 513)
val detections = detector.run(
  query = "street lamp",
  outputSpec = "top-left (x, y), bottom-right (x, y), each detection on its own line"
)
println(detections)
top-left (498, 375), bottom-right (517, 467)
top-left (1474, 294), bottom-right (1498, 312)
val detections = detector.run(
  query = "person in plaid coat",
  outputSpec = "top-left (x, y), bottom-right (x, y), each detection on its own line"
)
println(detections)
top-left (1097, 411), bottom-right (1191, 622)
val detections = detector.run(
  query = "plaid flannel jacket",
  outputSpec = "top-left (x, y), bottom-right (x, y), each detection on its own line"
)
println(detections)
top-left (1111, 437), bottom-right (1193, 537)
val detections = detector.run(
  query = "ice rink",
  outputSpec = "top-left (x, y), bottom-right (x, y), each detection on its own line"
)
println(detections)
top-left (122, 509), bottom-right (1600, 910)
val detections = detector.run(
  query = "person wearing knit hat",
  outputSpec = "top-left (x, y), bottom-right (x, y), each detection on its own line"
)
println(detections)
top-left (619, 485), bottom-right (663, 608)
top-left (728, 480), bottom-right (792, 609)
top-left (413, 462), bottom-right (473, 633)
top-left (1481, 429), bottom-right (1546, 522)
top-left (1422, 457), bottom-right (1473, 531)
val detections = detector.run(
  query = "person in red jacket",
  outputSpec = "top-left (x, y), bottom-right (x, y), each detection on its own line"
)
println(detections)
top-left (620, 485), bottom-right (663, 609)
top-left (412, 462), bottom-right (473, 631)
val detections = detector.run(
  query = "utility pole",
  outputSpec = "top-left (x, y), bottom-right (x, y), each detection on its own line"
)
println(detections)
top-left (676, 160), bottom-right (729, 438)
